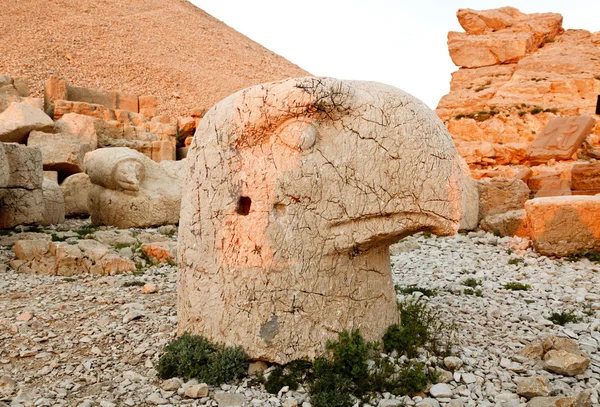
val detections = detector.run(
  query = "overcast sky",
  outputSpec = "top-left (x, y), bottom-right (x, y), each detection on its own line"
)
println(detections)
top-left (191, 1), bottom-right (600, 109)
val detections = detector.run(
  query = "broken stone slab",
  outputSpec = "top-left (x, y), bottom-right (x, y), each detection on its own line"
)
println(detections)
top-left (151, 140), bottom-right (175, 162)
top-left (41, 179), bottom-right (65, 226)
top-left (178, 77), bottom-right (464, 364)
top-left (212, 393), bottom-right (246, 407)
top-left (139, 95), bottom-right (158, 118)
top-left (525, 195), bottom-right (600, 256)
top-left (0, 188), bottom-right (44, 229)
top-left (53, 100), bottom-right (114, 121)
top-left (543, 349), bottom-right (590, 376)
top-left (85, 147), bottom-right (183, 228)
top-left (515, 375), bottom-right (550, 399)
top-left (480, 209), bottom-right (528, 237)
top-left (0, 102), bottom-right (53, 144)
top-left (448, 30), bottom-right (535, 68)
top-left (571, 162), bottom-right (600, 194)
top-left (27, 131), bottom-right (92, 175)
top-left (2, 143), bottom-right (43, 189)
top-left (527, 174), bottom-right (571, 198)
top-left (54, 113), bottom-right (98, 149)
top-left (60, 173), bottom-right (92, 218)
top-left (526, 116), bottom-right (596, 164)
top-left (477, 177), bottom-right (530, 220)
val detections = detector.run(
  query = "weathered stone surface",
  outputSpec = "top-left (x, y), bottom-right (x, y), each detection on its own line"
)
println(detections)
top-left (516, 375), bottom-right (550, 399)
top-left (480, 209), bottom-right (528, 237)
top-left (60, 173), bottom-right (92, 217)
top-left (177, 117), bottom-right (196, 144)
top-left (0, 143), bottom-right (8, 187)
top-left (477, 177), bottom-right (530, 220)
top-left (459, 159), bottom-right (479, 230)
top-left (151, 140), bottom-right (175, 162)
top-left (85, 147), bottom-right (183, 228)
top-left (53, 100), bottom-right (114, 121)
top-left (448, 31), bottom-right (534, 68)
top-left (543, 349), bottom-right (590, 376)
top-left (527, 391), bottom-right (591, 407)
top-left (139, 95), bottom-right (157, 118)
top-left (141, 242), bottom-right (176, 265)
top-left (0, 188), bottom-right (44, 229)
top-left (41, 179), bottom-right (65, 226)
top-left (526, 116), bottom-right (596, 163)
top-left (54, 113), bottom-right (98, 149)
top-left (456, 7), bottom-right (521, 35)
top-left (178, 77), bottom-right (463, 363)
top-left (212, 393), bottom-right (246, 407)
top-left (12, 239), bottom-right (134, 275)
top-left (44, 75), bottom-right (69, 116)
top-left (0, 102), bottom-right (53, 143)
top-left (571, 162), bottom-right (600, 194)
top-left (44, 171), bottom-right (58, 182)
top-left (2, 143), bottom-right (43, 189)
top-left (527, 174), bottom-right (571, 198)
top-left (27, 131), bottom-right (92, 175)
top-left (525, 195), bottom-right (600, 256)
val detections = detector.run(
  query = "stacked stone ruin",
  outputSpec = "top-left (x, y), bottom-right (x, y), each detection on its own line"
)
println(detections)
top-left (0, 74), bottom-right (194, 230)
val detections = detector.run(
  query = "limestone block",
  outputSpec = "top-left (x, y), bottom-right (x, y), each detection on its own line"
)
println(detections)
top-left (2, 143), bottom-right (43, 189)
top-left (525, 195), bottom-right (600, 256)
top-left (44, 171), bottom-right (58, 182)
top-left (27, 131), bottom-right (92, 175)
top-left (61, 173), bottom-right (92, 217)
top-left (178, 77), bottom-right (464, 363)
top-left (527, 392), bottom-right (591, 407)
top-left (527, 174), bottom-right (571, 198)
top-left (543, 349), bottom-right (590, 376)
top-left (85, 147), bottom-right (183, 228)
top-left (151, 140), bottom-right (175, 162)
top-left (448, 31), bottom-right (534, 68)
top-left (139, 95), bottom-right (158, 118)
top-left (571, 162), bottom-right (600, 194)
top-left (0, 75), bottom-right (30, 97)
top-left (54, 113), bottom-right (98, 149)
top-left (53, 100), bottom-right (114, 121)
top-left (516, 376), bottom-right (550, 399)
top-left (177, 117), bottom-right (196, 144)
top-left (41, 179), bottom-right (65, 226)
top-left (67, 85), bottom-right (138, 113)
top-left (457, 7), bottom-right (522, 34)
top-left (0, 143), bottom-right (8, 187)
top-left (458, 158), bottom-right (479, 231)
top-left (0, 102), bottom-right (54, 144)
top-left (480, 209), bottom-right (528, 237)
top-left (0, 188), bottom-right (44, 229)
top-left (526, 116), bottom-right (596, 164)
top-left (477, 177), bottom-right (530, 220)
top-left (44, 76), bottom-right (68, 116)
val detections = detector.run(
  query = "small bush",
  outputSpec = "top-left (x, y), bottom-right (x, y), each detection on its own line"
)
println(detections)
top-left (76, 226), bottom-right (99, 238)
top-left (566, 249), bottom-right (600, 263)
top-left (503, 282), bottom-right (531, 291)
top-left (384, 299), bottom-right (456, 358)
top-left (518, 111), bottom-right (527, 117)
top-left (508, 258), bottom-right (524, 265)
top-left (462, 278), bottom-right (481, 288)
top-left (463, 288), bottom-right (483, 297)
top-left (157, 333), bottom-right (249, 384)
top-left (422, 232), bottom-right (432, 239)
top-left (395, 285), bottom-right (437, 297)
top-left (122, 280), bottom-right (146, 287)
top-left (548, 310), bottom-right (581, 326)
top-left (51, 233), bottom-right (69, 242)
top-left (530, 107), bottom-right (543, 115)
top-left (264, 360), bottom-right (312, 394)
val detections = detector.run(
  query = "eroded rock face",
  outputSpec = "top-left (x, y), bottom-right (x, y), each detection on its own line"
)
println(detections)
top-left (61, 173), bottom-right (92, 217)
top-left (178, 77), bottom-right (464, 363)
top-left (85, 147), bottom-right (183, 228)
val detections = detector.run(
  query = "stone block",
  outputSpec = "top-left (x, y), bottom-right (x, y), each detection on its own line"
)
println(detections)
top-left (53, 100), bottom-right (114, 121)
top-left (151, 140), bottom-right (175, 162)
top-left (177, 117), bottom-right (196, 144)
top-left (477, 177), bottom-right (530, 220)
top-left (526, 116), bottom-right (596, 164)
top-left (480, 209), bottom-right (529, 237)
top-left (571, 162), bottom-right (600, 194)
top-left (448, 31), bottom-right (534, 68)
top-left (44, 76), bottom-right (68, 116)
top-left (41, 179), bottom-right (65, 225)
top-left (0, 143), bottom-right (8, 187)
top-left (0, 102), bottom-right (54, 144)
top-left (527, 174), bottom-right (571, 198)
top-left (67, 85), bottom-right (138, 112)
top-left (27, 131), bottom-right (92, 175)
top-left (139, 95), bottom-right (158, 118)
top-left (525, 195), bottom-right (600, 256)
top-left (44, 171), bottom-right (58, 182)
top-left (3, 143), bottom-right (43, 189)
top-left (0, 188), bottom-right (44, 229)
top-left (61, 173), bottom-right (92, 217)
top-left (54, 113), bottom-right (98, 149)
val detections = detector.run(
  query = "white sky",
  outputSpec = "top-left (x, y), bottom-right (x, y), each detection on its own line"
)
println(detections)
top-left (191, 1), bottom-right (600, 109)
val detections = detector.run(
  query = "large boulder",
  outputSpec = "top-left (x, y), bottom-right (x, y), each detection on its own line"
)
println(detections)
top-left (27, 131), bottom-right (92, 175)
top-left (0, 102), bottom-right (53, 143)
top-left (178, 77), bottom-right (464, 363)
top-left (477, 177), bottom-right (530, 220)
top-left (60, 173), bottom-right (92, 217)
top-left (54, 113), bottom-right (98, 149)
top-left (85, 147), bottom-right (183, 228)
top-left (0, 188), bottom-right (44, 229)
top-left (525, 195), bottom-right (600, 256)
top-left (2, 143), bottom-right (43, 189)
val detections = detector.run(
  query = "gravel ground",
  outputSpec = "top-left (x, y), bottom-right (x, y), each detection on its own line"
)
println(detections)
top-left (1, 225), bottom-right (598, 407)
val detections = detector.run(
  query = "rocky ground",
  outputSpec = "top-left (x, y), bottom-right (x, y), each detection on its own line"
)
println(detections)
top-left (0, 222), bottom-right (598, 407)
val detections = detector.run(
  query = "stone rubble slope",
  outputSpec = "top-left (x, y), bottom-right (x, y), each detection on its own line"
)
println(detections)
top-left (0, 0), bottom-right (309, 117)
top-left (0, 222), bottom-right (597, 407)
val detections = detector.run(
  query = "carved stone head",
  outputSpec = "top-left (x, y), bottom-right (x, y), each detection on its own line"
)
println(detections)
top-left (178, 77), bottom-right (463, 363)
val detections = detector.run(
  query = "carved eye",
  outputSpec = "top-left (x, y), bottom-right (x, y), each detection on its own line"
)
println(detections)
top-left (276, 120), bottom-right (318, 151)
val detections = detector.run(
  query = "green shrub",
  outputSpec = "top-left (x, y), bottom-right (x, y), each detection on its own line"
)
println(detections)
top-left (157, 333), bottom-right (249, 384)
top-left (507, 258), bottom-right (524, 265)
top-left (548, 310), bottom-right (581, 326)
top-left (383, 299), bottom-right (456, 358)
top-left (566, 249), bottom-right (600, 262)
top-left (503, 282), bottom-right (531, 291)
top-left (462, 278), bottom-right (481, 288)
top-left (122, 280), bottom-right (145, 287)
top-left (463, 288), bottom-right (483, 297)
top-left (530, 107), bottom-right (543, 115)
top-left (264, 360), bottom-right (312, 394)
top-left (76, 225), bottom-right (99, 238)
top-left (394, 285), bottom-right (437, 297)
